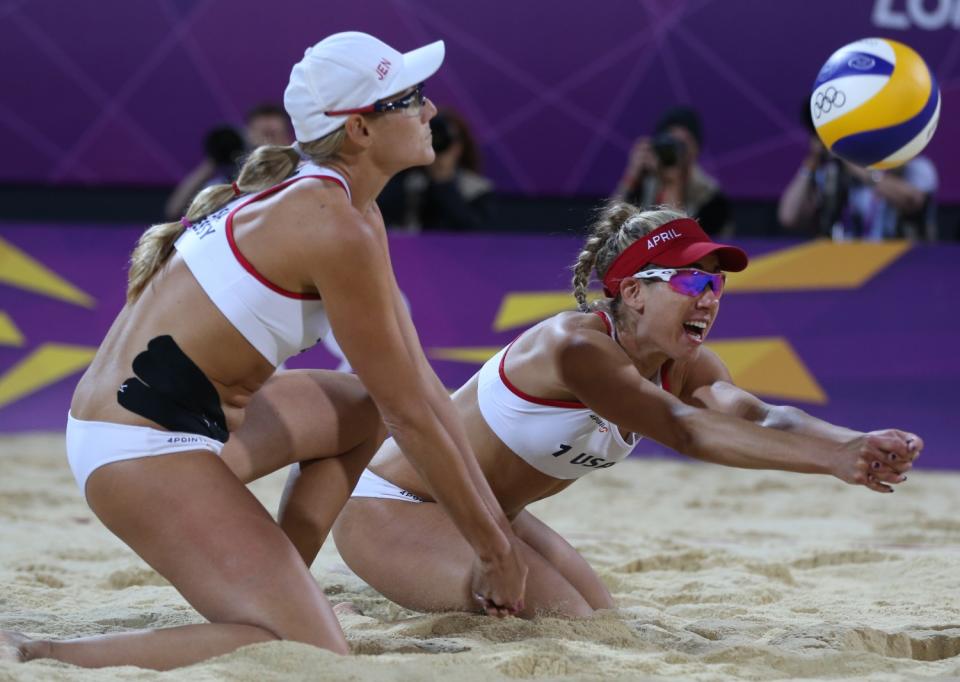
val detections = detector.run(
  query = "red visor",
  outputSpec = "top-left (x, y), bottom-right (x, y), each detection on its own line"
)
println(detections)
top-left (602, 218), bottom-right (748, 297)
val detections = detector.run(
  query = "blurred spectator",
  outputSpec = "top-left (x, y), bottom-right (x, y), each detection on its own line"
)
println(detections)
top-left (778, 106), bottom-right (938, 240)
top-left (378, 108), bottom-right (493, 231)
top-left (165, 104), bottom-right (293, 220)
top-left (614, 106), bottom-right (731, 235)
top-left (243, 103), bottom-right (293, 148)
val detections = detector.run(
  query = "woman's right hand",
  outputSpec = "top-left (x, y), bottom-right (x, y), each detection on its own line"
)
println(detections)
top-left (471, 538), bottom-right (528, 617)
top-left (832, 429), bottom-right (921, 493)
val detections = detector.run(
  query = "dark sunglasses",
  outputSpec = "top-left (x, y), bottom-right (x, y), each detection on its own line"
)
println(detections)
top-left (324, 83), bottom-right (426, 117)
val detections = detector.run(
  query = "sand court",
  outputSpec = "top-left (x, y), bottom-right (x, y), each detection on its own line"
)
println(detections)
top-left (0, 3), bottom-right (956, 678)
top-left (3, 433), bottom-right (960, 681)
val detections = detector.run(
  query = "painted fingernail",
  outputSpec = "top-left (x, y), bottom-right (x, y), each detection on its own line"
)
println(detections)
top-left (872, 461), bottom-right (881, 470)
top-left (889, 453), bottom-right (897, 461)
top-left (900, 476), bottom-right (907, 482)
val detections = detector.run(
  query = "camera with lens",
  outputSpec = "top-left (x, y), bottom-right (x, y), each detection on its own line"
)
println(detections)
top-left (430, 113), bottom-right (457, 154)
top-left (651, 133), bottom-right (686, 168)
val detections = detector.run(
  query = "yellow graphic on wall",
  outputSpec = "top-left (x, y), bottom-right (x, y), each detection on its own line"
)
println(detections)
top-left (0, 236), bottom-right (97, 411)
top-left (726, 239), bottom-right (911, 291)
top-left (493, 291), bottom-right (603, 331)
top-left (0, 312), bottom-right (25, 347)
top-left (432, 347), bottom-right (503, 364)
top-left (0, 344), bottom-right (97, 409)
top-left (0, 236), bottom-right (95, 307)
top-left (706, 338), bottom-right (826, 403)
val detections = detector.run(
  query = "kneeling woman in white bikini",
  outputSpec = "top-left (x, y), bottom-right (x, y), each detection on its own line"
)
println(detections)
top-left (282, 201), bottom-right (922, 618)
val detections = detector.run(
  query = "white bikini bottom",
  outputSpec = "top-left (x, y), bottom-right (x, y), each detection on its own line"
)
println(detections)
top-left (65, 412), bottom-right (224, 496)
top-left (350, 468), bottom-right (425, 503)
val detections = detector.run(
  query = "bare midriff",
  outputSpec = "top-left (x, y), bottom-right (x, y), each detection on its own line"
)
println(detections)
top-left (69, 254), bottom-right (275, 433)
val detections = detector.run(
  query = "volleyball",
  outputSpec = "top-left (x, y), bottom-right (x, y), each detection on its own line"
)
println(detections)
top-left (810, 37), bottom-right (940, 169)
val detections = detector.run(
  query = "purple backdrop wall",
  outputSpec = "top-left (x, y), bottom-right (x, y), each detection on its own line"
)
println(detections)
top-left (0, 223), bottom-right (956, 471)
top-left (1, 0), bottom-right (957, 199)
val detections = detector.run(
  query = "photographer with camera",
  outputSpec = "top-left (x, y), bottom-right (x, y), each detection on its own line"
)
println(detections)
top-left (378, 107), bottom-right (493, 231)
top-left (165, 105), bottom-right (293, 221)
top-left (614, 106), bottom-right (730, 236)
top-left (778, 104), bottom-right (937, 240)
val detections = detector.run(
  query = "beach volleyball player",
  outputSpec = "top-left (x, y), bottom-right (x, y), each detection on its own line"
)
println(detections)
top-left (1, 32), bottom-right (527, 669)
top-left (288, 202), bottom-right (920, 618)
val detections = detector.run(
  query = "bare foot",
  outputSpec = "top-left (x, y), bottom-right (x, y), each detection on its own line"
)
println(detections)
top-left (0, 631), bottom-right (29, 663)
top-left (333, 601), bottom-right (363, 617)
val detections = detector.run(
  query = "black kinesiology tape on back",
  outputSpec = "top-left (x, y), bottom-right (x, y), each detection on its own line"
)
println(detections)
top-left (117, 335), bottom-right (229, 442)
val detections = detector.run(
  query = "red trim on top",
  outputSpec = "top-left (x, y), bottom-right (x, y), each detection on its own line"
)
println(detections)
top-left (593, 310), bottom-right (612, 335)
top-left (499, 340), bottom-right (586, 409)
top-left (224, 173), bottom-right (349, 300)
top-left (495, 311), bottom-right (617, 409)
top-left (497, 311), bottom-right (672, 408)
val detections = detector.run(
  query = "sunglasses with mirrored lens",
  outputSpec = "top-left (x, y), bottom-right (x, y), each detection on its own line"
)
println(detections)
top-left (632, 268), bottom-right (725, 297)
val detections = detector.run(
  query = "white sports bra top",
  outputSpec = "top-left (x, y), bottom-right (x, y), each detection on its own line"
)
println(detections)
top-left (174, 163), bottom-right (348, 366)
top-left (476, 312), bottom-right (670, 479)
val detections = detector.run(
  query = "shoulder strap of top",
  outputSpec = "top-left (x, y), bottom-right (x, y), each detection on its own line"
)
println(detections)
top-left (593, 310), bottom-right (616, 340)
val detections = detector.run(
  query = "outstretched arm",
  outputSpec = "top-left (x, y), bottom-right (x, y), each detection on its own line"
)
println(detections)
top-left (558, 332), bottom-right (919, 494)
top-left (679, 348), bottom-right (862, 441)
top-left (678, 347), bottom-right (920, 491)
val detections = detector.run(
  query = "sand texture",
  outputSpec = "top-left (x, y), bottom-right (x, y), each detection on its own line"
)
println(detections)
top-left (2, 434), bottom-right (960, 681)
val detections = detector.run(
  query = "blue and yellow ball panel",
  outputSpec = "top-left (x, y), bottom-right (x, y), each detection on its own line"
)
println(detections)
top-left (831, 84), bottom-right (939, 168)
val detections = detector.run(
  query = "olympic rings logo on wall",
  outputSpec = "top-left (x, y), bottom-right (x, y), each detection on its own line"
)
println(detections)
top-left (813, 87), bottom-right (846, 118)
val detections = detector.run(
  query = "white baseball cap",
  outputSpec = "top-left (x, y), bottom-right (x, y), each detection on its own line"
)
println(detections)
top-left (283, 31), bottom-right (445, 142)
